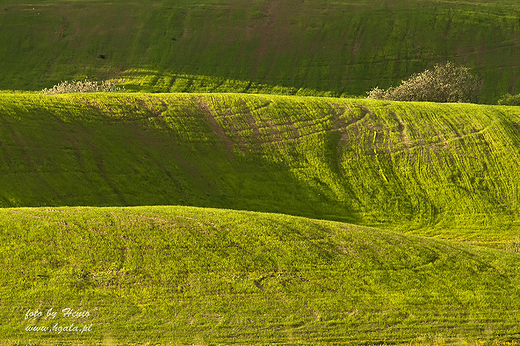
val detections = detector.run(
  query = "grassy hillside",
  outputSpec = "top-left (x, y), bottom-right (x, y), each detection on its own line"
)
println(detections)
top-left (1, 0), bottom-right (520, 102)
top-left (4, 1), bottom-right (520, 344)
top-left (1, 92), bottom-right (520, 243)
top-left (3, 205), bottom-right (520, 345)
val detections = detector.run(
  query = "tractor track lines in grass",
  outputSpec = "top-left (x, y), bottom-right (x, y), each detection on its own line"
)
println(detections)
top-left (2, 93), bottom-right (520, 242)
top-left (195, 96), bottom-right (235, 157)
top-left (241, 100), bottom-right (262, 148)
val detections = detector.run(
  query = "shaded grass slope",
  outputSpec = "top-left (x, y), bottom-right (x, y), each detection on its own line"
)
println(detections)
top-left (1, 93), bottom-right (520, 242)
top-left (3, 205), bottom-right (520, 345)
top-left (1, 0), bottom-right (520, 102)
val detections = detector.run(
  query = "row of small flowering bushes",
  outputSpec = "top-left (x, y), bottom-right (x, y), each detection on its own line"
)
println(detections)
top-left (41, 74), bottom-right (520, 105)
top-left (40, 79), bottom-right (123, 95)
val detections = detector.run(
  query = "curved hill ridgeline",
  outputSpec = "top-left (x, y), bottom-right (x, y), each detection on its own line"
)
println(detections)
top-left (1, 92), bottom-right (520, 240)
top-left (0, 0), bottom-right (520, 102)
top-left (3, 205), bottom-right (520, 344)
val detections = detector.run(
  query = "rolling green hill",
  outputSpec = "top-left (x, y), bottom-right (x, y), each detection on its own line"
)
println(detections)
top-left (1, 0), bottom-right (520, 102)
top-left (1, 92), bottom-right (520, 243)
top-left (3, 205), bottom-right (520, 345)
top-left (4, 0), bottom-right (520, 344)
top-left (2, 92), bottom-right (520, 344)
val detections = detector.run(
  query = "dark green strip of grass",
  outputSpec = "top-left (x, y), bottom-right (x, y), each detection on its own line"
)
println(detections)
top-left (1, 0), bottom-right (520, 102)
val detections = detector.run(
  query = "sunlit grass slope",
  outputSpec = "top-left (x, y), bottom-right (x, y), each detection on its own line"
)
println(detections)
top-left (1, 93), bottom-right (520, 242)
top-left (1, 0), bottom-right (520, 102)
top-left (2, 206), bottom-right (520, 345)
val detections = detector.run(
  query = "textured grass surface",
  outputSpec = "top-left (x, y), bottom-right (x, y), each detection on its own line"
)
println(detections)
top-left (3, 92), bottom-right (520, 344)
top-left (4, 1), bottom-right (520, 344)
top-left (2, 206), bottom-right (520, 345)
top-left (1, 93), bottom-right (520, 242)
top-left (0, 0), bottom-right (520, 102)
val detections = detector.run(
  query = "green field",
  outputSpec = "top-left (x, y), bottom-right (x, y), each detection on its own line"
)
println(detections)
top-left (3, 0), bottom-right (520, 344)
top-left (3, 206), bottom-right (520, 345)
top-left (1, 92), bottom-right (520, 343)
top-left (2, 93), bottom-right (520, 242)
top-left (1, 0), bottom-right (520, 102)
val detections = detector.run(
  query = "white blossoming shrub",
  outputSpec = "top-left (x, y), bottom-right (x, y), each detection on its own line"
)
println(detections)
top-left (367, 62), bottom-right (480, 103)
